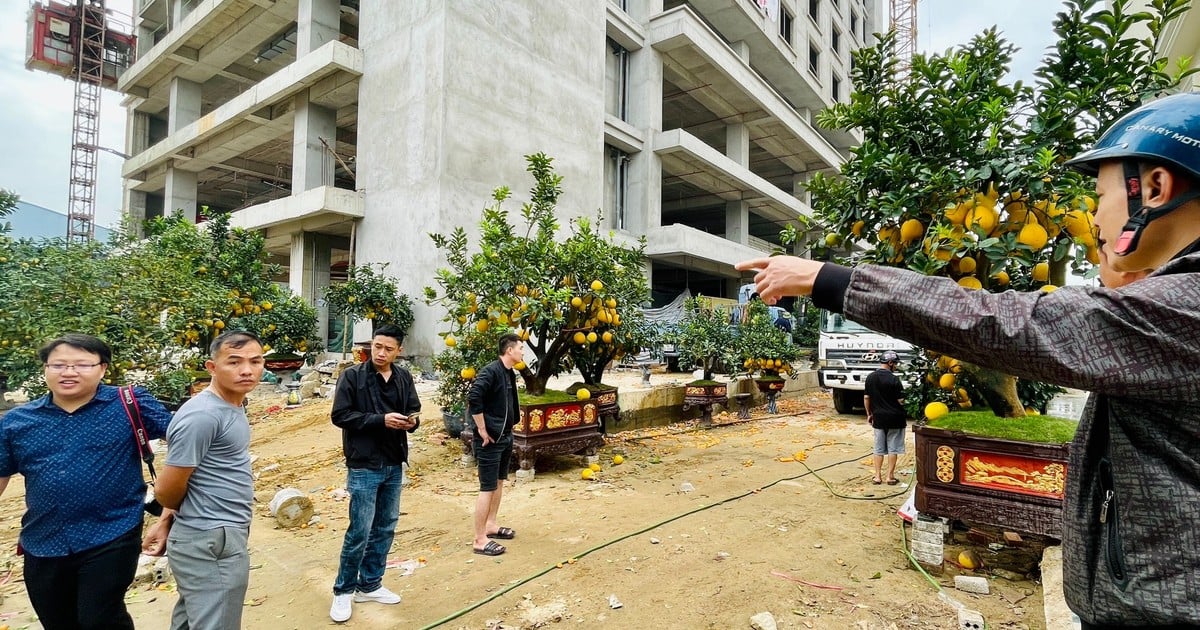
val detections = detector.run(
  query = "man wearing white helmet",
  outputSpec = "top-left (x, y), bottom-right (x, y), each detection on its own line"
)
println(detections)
top-left (737, 93), bottom-right (1200, 627)
top-left (864, 350), bottom-right (906, 485)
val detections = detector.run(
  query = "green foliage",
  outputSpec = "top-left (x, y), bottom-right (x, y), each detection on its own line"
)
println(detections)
top-left (734, 300), bottom-right (802, 377)
top-left (803, 0), bottom-right (1194, 417)
top-left (426, 153), bottom-right (651, 396)
top-left (666, 296), bottom-right (736, 381)
top-left (791, 297), bottom-right (820, 347)
top-left (324, 263), bottom-right (415, 349)
top-left (928, 410), bottom-right (1078, 444)
top-left (0, 209), bottom-right (323, 402)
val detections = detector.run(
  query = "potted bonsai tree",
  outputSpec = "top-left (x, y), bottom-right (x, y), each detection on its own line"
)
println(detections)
top-left (325, 263), bottom-right (415, 354)
top-left (667, 296), bottom-right (737, 424)
top-left (735, 299), bottom-right (802, 411)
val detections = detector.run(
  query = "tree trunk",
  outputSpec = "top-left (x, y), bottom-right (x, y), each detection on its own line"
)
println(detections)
top-left (960, 363), bottom-right (1025, 418)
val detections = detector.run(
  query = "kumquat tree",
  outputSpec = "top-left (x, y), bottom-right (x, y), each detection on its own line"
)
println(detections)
top-left (425, 153), bottom-right (652, 401)
top-left (798, 0), bottom-right (1197, 417)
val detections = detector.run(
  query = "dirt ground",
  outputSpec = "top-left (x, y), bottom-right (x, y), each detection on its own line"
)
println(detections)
top-left (0, 376), bottom-right (1047, 630)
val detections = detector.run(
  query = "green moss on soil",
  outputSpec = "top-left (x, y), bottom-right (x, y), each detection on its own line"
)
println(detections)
top-left (928, 410), bottom-right (1078, 444)
top-left (686, 379), bottom-right (722, 386)
top-left (518, 389), bottom-right (578, 405)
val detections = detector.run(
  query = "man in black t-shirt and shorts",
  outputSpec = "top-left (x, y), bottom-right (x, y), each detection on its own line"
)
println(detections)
top-left (863, 350), bottom-right (906, 485)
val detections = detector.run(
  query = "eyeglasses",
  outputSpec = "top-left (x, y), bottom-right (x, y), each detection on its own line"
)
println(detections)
top-left (45, 363), bottom-right (103, 373)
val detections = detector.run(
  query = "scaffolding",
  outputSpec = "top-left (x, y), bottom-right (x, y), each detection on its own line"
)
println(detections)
top-left (67, 1), bottom-right (108, 244)
top-left (890, 0), bottom-right (917, 81)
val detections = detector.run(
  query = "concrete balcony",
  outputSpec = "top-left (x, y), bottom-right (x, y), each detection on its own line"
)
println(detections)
top-left (121, 0), bottom-right (300, 112)
top-left (645, 223), bottom-right (767, 275)
top-left (648, 6), bottom-right (845, 173)
top-left (653, 128), bottom-right (811, 225)
top-left (676, 0), bottom-right (859, 150)
top-left (229, 185), bottom-right (363, 246)
top-left (123, 41), bottom-right (361, 192)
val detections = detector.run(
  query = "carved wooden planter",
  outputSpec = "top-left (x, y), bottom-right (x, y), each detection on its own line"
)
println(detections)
top-left (914, 424), bottom-right (1070, 538)
top-left (264, 355), bottom-right (305, 371)
top-left (682, 381), bottom-right (728, 426)
top-left (566, 383), bottom-right (619, 433)
top-left (754, 375), bottom-right (786, 414)
top-left (512, 399), bottom-right (604, 473)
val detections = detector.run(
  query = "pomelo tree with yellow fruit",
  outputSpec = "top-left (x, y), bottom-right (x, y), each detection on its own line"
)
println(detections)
top-left (801, 0), bottom-right (1196, 417)
top-left (425, 153), bottom-right (652, 400)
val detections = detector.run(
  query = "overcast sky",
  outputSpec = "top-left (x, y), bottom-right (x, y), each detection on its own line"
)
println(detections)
top-left (0, 1), bottom-right (1063, 228)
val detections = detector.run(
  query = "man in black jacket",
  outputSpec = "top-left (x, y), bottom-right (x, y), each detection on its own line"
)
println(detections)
top-left (329, 324), bottom-right (421, 622)
top-left (467, 333), bottom-right (524, 556)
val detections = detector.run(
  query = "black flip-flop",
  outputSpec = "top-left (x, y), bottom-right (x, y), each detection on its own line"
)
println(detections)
top-left (473, 541), bottom-right (506, 556)
top-left (871, 478), bottom-right (883, 485)
top-left (488, 527), bottom-right (516, 540)
top-left (886, 479), bottom-right (900, 485)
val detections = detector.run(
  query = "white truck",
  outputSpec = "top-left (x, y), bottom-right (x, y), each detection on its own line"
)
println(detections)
top-left (818, 310), bottom-right (916, 414)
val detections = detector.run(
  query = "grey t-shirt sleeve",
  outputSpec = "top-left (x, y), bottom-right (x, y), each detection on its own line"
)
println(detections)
top-left (165, 402), bottom-right (219, 468)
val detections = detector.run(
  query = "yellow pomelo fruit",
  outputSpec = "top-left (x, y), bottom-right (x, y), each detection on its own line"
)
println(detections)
top-left (957, 256), bottom-right (977, 274)
top-left (991, 270), bottom-right (1010, 286)
top-left (939, 373), bottom-right (956, 390)
top-left (925, 402), bottom-right (950, 420)
top-left (576, 388), bottom-right (591, 400)
top-left (460, 367), bottom-right (476, 380)
top-left (957, 276), bottom-right (982, 290)
top-left (476, 320), bottom-right (490, 333)
top-left (1032, 261), bottom-right (1050, 283)
top-left (573, 332), bottom-right (587, 345)
top-left (958, 549), bottom-right (983, 570)
top-left (1041, 284), bottom-right (1058, 293)
top-left (602, 331), bottom-right (614, 344)
top-left (967, 206), bottom-right (999, 235)
top-left (513, 361), bottom-right (526, 371)
top-left (589, 462), bottom-right (602, 472)
top-left (825, 232), bottom-right (842, 247)
top-left (587, 331), bottom-right (598, 343)
top-left (613, 454), bottom-right (625, 465)
top-left (445, 335), bottom-right (457, 347)
top-left (591, 279), bottom-right (604, 291)
top-left (900, 218), bottom-right (925, 243)
top-left (581, 469), bottom-right (594, 480)
top-left (1018, 223), bottom-right (1049, 250)
top-left (851, 220), bottom-right (866, 237)
top-left (945, 201), bottom-right (970, 225)
top-left (571, 296), bottom-right (584, 309)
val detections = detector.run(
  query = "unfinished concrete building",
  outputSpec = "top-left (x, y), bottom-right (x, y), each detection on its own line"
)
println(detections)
top-left (119, 0), bottom-right (883, 358)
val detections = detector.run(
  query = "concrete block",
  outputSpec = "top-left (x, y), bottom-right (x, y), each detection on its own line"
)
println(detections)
top-left (910, 527), bottom-right (945, 545)
top-left (954, 575), bottom-right (990, 595)
top-left (910, 540), bottom-right (944, 558)
top-left (958, 608), bottom-right (985, 630)
top-left (749, 612), bottom-right (778, 630)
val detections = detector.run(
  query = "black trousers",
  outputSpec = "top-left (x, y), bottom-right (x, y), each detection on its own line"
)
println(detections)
top-left (23, 525), bottom-right (141, 630)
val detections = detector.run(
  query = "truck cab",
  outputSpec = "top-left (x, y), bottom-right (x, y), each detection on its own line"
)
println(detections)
top-left (818, 311), bottom-right (915, 414)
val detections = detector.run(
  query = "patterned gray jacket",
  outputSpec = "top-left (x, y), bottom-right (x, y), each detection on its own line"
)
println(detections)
top-left (812, 255), bottom-right (1200, 626)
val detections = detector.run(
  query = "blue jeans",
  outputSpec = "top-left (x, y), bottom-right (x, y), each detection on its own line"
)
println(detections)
top-left (333, 465), bottom-right (403, 595)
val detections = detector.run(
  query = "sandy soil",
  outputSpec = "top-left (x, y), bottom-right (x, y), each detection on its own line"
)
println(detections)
top-left (0, 376), bottom-right (1046, 630)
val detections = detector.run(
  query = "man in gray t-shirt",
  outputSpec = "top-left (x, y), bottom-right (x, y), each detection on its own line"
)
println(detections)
top-left (145, 331), bottom-right (264, 630)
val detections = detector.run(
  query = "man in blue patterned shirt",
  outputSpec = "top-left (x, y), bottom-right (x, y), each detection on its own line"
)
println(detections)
top-left (0, 333), bottom-right (173, 629)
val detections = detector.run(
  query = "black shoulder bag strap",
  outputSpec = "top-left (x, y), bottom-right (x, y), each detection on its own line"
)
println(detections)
top-left (118, 385), bottom-right (157, 483)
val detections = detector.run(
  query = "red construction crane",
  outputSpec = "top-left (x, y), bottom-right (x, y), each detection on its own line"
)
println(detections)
top-left (25, 1), bottom-right (135, 244)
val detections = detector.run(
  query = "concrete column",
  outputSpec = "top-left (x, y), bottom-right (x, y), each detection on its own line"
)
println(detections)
top-left (729, 40), bottom-right (750, 62)
top-left (793, 171), bottom-right (815, 206)
top-left (725, 200), bottom-right (749, 245)
top-left (123, 186), bottom-right (148, 236)
top-left (289, 232), bottom-right (333, 342)
top-left (164, 166), bottom-right (198, 221)
top-left (127, 110), bottom-right (150, 156)
top-left (625, 2), bottom-right (665, 234)
top-left (292, 90), bottom-right (337, 193)
top-left (297, 0), bottom-right (341, 57)
top-left (170, 0), bottom-right (186, 28)
top-left (168, 77), bottom-right (201, 134)
top-left (726, 122), bottom-right (750, 168)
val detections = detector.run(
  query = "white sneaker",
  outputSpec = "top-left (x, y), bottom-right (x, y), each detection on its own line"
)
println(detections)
top-left (330, 593), bottom-right (353, 622)
top-left (354, 585), bottom-right (402, 604)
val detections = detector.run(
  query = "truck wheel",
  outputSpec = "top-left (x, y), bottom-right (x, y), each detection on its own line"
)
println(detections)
top-left (832, 388), bottom-right (861, 414)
